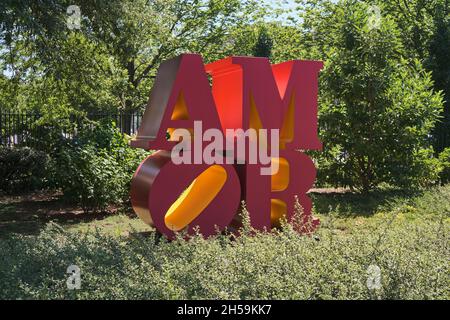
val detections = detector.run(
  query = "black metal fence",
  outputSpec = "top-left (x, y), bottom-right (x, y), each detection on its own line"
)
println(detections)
top-left (0, 112), bottom-right (143, 147)
top-left (1, 111), bottom-right (449, 152)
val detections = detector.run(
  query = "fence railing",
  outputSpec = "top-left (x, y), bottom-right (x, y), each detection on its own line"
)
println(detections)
top-left (0, 112), bottom-right (143, 147)
top-left (1, 111), bottom-right (449, 152)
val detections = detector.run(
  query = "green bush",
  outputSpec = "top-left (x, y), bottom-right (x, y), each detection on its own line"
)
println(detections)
top-left (0, 146), bottom-right (50, 194)
top-left (439, 148), bottom-right (450, 184)
top-left (51, 121), bottom-right (150, 212)
top-left (0, 185), bottom-right (448, 300)
top-left (0, 214), bottom-right (447, 299)
top-left (53, 145), bottom-right (126, 212)
top-left (0, 119), bottom-right (148, 210)
top-left (315, 1), bottom-right (444, 192)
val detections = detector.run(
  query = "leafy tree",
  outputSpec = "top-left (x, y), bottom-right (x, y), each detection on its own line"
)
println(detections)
top-left (305, 0), bottom-right (444, 191)
top-left (252, 26), bottom-right (273, 58)
top-left (0, 0), bottom-right (260, 118)
top-left (426, 3), bottom-right (450, 153)
top-left (380, 0), bottom-right (450, 153)
top-left (268, 24), bottom-right (305, 63)
top-left (1, 0), bottom-right (447, 193)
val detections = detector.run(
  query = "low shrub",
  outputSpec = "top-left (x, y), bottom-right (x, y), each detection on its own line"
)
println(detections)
top-left (53, 145), bottom-right (127, 212)
top-left (0, 185), bottom-right (448, 300)
top-left (51, 121), bottom-right (150, 212)
top-left (0, 215), bottom-right (447, 300)
top-left (0, 146), bottom-right (50, 194)
top-left (0, 119), bottom-right (148, 210)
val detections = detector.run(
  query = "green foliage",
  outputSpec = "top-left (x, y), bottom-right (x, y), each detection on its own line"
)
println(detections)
top-left (428, 9), bottom-right (450, 153)
top-left (312, 1), bottom-right (444, 191)
top-left (0, 0), bottom-right (261, 114)
top-left (0, 184), bottom-right (448, 300)
top-left (438, 148), bottom-right (450, 184)
top-left (297, 0), bottom-right (450, 166)
top-left (0, 147), bottom-right (50, 193)
top-left (51, 121), bottom-right (150, 212)
top-left (53, 145), bottom-right (125, 213)
top-left (1, 0), bottom-right (448, 191)
top-left (252, 27), bottom-right (273, 58)
top-left (378, 0), bottom-right (450, 152)
top-left (0, 115), bottom-right (149, 210)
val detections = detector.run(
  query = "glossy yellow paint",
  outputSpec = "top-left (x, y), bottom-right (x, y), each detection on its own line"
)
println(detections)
top-left (280, 94), bottom-right (295, 149)
top-left (171, 92), bottom-right (190, 120)
top-left (167, 127), bottom-right (194, 141)
top-left (271, 157), bottom-right (290, 226)
top-left (165, 165), bottom-right (228, 231)
top-left (270, 199), bottom-right (287, 227)
top-left (271, 157), bottom-right (289, 191)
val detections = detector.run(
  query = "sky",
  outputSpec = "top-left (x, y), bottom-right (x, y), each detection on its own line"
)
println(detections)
top-left (264, 0), bottom-right (302, 24)
top-left (2, 0), bottom-right (303, 78)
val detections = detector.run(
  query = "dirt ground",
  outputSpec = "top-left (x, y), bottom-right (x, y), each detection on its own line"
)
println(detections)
top-left (0, 191), bottom-right (142, 237)
top-left (0, 186), bottom-right (410, 238)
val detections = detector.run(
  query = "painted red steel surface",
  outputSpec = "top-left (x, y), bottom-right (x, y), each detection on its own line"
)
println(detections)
top-left (130, 54), bottom-right (323, 238)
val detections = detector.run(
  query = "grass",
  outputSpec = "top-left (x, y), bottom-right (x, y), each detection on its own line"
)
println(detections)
top-left (0, 185), bottom-right (448, 299)
top-left (64, 214), bottom-right (149, 236)
top-left (0, 192), bottom-right (149, 238)
top-left (311, 186), bottom-right (449, 232)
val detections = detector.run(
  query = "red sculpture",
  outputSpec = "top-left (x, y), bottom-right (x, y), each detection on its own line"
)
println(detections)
top-left (131, 54), bottom-right (323, 238)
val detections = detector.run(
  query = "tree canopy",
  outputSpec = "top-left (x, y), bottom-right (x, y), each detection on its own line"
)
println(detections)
top-left (0, 0), bottom-right (448, 191)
